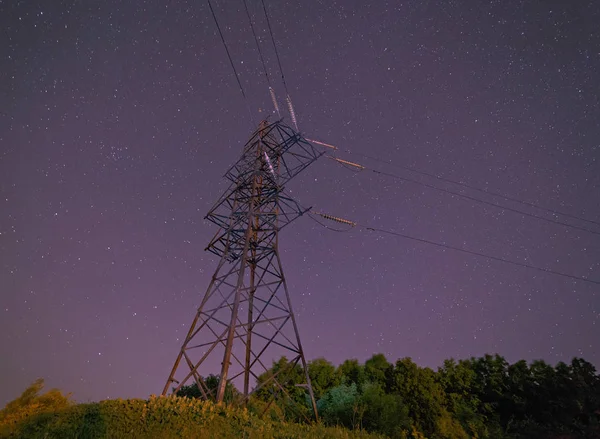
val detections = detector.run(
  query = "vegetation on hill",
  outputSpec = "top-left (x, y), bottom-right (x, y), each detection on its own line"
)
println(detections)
top-left (0, 382), bottom-right (381, 439)
top-left (2, 353), bottom-right (599, 438)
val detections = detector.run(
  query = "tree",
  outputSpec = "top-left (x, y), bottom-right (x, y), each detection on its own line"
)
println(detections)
top-left (318, 382), bottom-right (359, 428)
top-left (569, 357), bottom-right (600, 425)
top-left (358, 382), bottom-right (410, 438)
top-left (308, 358), bottom-right (341, 399)
top-left (518, 357), bottom-right (600, 438)
top-left (364, 354), bottom-right (390, 386)
top-left (254, 356), bottom-right (312, 421)
top-left (386, 358), bottom-right (448, 437)
top-left (469, 354), bottom-right (509, 421)
top-left (175, 374), bottom-right (238, 404)
top-left (338, 359), bottom-right (365, 387)
top-left (437, 359), bottom-right (488, 438)
top-left (255, 356), bottom-right (306, 402)
top-left (0, 379), bottom-right (72, 434)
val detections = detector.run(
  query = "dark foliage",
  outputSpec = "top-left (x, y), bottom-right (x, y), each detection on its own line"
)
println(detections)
top-left (257, 353), bottom-right (600, 439)
top-left (4, 354), bottom-right (598, 439)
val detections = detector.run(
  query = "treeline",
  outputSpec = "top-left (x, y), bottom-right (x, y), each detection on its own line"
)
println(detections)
top-left (180, 354), bottom-right (600, 439)
top-left (2, 354), bottom-right (599, 438)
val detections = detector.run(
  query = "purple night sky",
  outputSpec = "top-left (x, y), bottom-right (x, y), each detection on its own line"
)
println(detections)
top-left (1, 0), bottom-right (599, 406)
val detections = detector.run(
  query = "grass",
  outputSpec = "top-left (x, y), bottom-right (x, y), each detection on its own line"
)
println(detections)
top-left (0, 395), bottom-right (385, 439)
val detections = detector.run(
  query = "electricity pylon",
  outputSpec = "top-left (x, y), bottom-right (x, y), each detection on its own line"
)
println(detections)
top-left (162, 119), bottom-right (321, 419)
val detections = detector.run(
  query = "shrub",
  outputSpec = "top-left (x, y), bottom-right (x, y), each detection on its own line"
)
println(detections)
top-left (1, 394), bottom-right (383, 439)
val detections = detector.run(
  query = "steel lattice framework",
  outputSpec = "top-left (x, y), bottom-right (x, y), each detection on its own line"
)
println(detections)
top-left (162, 119), bottom-right (322, 419)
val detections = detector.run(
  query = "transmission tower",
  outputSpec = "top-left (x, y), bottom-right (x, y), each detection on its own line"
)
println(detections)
top-left (162, 119), bottom-right (321, 419)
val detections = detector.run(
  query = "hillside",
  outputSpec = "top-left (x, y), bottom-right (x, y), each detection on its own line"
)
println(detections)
top-left (0, 392), bottom-right (382, 439)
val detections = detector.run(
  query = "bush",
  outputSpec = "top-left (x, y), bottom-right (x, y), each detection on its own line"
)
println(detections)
top-left (0, 379), bottom-right (72, 437)
top-left (1, 394), bottom-right (383, 439)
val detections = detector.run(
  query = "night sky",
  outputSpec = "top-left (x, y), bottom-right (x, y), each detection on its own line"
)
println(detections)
top-left (1, 0), bottom-right (599, 406)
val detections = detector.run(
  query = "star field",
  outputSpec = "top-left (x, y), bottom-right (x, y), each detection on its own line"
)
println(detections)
top-left (1, 0), bottom-right (599, 405)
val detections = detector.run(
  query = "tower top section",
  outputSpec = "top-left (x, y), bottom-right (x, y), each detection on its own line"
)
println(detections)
top-left (204, 119), bottom-right (322, 262)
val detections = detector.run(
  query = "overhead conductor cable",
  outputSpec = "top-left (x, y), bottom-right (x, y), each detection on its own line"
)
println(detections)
top-left (312, 138), bottom-right (600, 227)
top-left (207, 0), bottom-right (254, 125)
top-left (242, 0), bottom-right (281, 117)
top-left (261, 0), bottom-right (299, 130)
top-left (312, 211), bottom-right (600, 286)
top-left (315, 140), bottom-right (600, 236)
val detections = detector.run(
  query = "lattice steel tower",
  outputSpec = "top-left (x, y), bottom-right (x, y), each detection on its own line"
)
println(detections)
top-left (162, 119), bottom-right (321, 418)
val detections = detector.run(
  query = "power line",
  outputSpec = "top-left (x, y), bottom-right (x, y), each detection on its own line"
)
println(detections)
top-left (356, 13), bottom-right (599, 229)
top-left (207, 0), bottom-right (254, 124)
top-left (242, 0), bottom-right (271, 87)
top-left (341, 148), bottom-right (600, 227)
top-left (242, 0), bottom-right (281, 117)
top-left (361, 224), bottom-right (600, 286)
top-left (340, 2), bottom-right (596, 226)
top-left (370, 167), bottom-right (600, 237)
top-left (324, 154), bottom-right (600, 237)
top-left (260, 0), bottom-right (298, 129)
top-left (309, 212), bottom-right (600, 286)
top-left (260, 0), bottom-right (289, 95)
